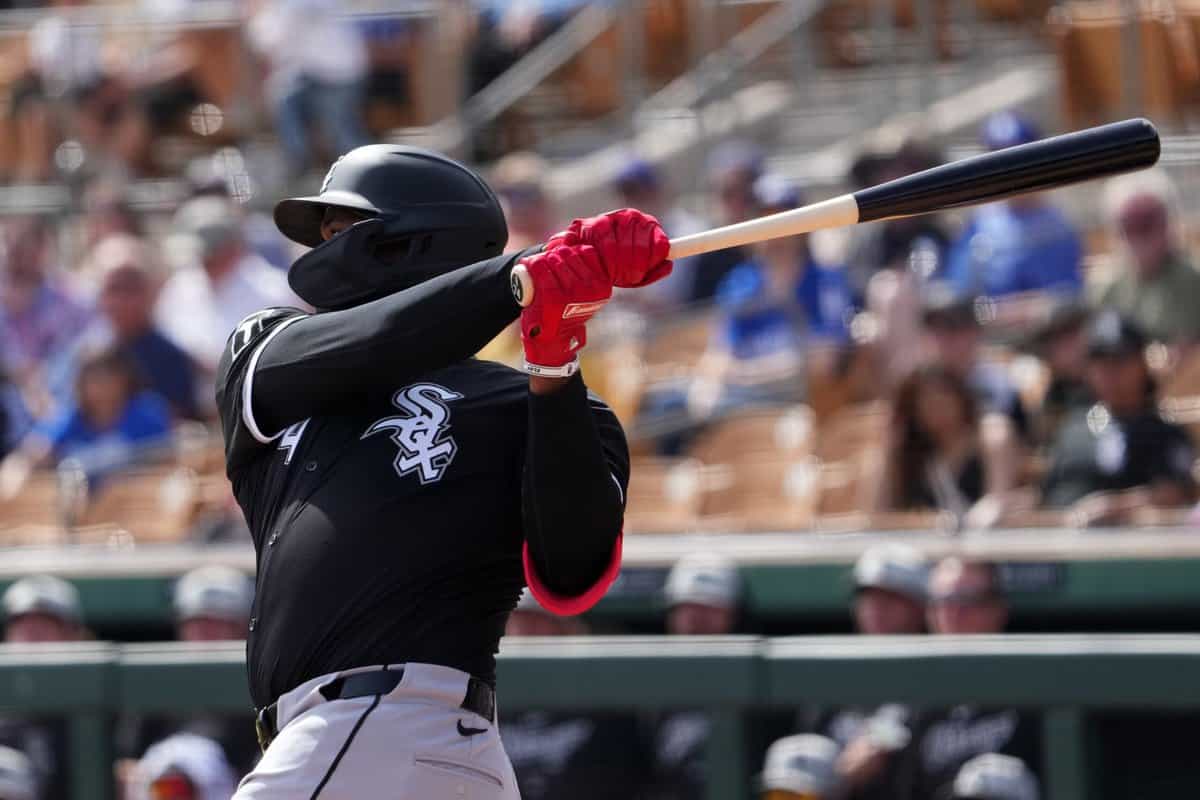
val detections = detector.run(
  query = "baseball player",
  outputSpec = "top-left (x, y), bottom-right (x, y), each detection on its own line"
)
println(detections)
top-left (215, 144), bottom-right (671, 798)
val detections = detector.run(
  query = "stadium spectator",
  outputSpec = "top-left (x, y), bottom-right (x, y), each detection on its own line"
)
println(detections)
top-left (0, 580), bottom-right (80, 799)
top-left (126, 733), bottom-right (238, 800)
top-left (865, 365), bottom-right (1018, 521)
top-left (0, 371), bottom-right (31, 464)
top-left (115, 568), bottom-right (258, 778)
top-left (0, 746), bottom-right (36, 800)
top-left (1093, 169), bottom-right (1200, 347)
top-left (664, 551), bottom-right (741, 636)
top-left (920, 284), bottom-right (1028, 440)
top-left (173, 566), bottom-right (252, 642)
top-left (951, 753), bottom-right (1039, 800)
top-left (53, 235), bottom-right (198, 419)
top-left (1041, 311), bottom-right (1196, 524)
top-left (5, 343), bottom-right (172, 483)
top-left (2, 576), bottom-right (83, 644)
top-left (247, 0), bottom-right (370, 177)
top-left (846, 141), bottom-right (950, 295)
top-left (852, 543), bottom-right (929, 635)
top-left (0, 219), bottom-right (91, 403)
top-left (759, 733), bottom-right (842, 799)
top-left (9, 0), bottom-right (126, 182)
top-left (1021, 300), bottom-right (1092, 451)
top-left (501, 590), bottom-right (652, 800)
top-left (644, 553), bottom-right (742, 799)
top-left (491, 152), bottom-right (558, 254)
top-left (943, 113), bottom-right (1083, 304)
top-left (690, 174), bottom-right (853, 418)
top-left (802, 545), bottom-right (926, 800)
top-left (903, 558), bottom-right (1042, 800)
top-left (689, 140), bottom-right (764, 303)
top-left (155, 196), bottom-right (299, 375)
top-left (610, 155), bottom-right (705, 313)
top-left (79, 181), bottom-right (144, 251)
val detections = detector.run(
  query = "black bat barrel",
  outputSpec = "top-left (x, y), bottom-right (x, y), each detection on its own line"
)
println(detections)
top-left (854, 118), bottom-right (1161, 223)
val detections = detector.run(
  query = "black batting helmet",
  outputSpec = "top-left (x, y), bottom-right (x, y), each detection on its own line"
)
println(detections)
top-left (276, 145), bottom-right (508, 309)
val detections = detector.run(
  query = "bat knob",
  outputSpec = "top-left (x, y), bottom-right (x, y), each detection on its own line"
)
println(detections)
top-left (510, 263), bottom-right (534, 308)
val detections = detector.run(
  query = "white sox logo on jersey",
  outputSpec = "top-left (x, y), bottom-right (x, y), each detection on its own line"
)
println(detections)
top-left (362, 384), bottom-right (464, 484)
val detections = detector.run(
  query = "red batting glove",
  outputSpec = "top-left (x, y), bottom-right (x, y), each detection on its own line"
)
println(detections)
top-left (519, 245), bottom-right (613, 377)
top-left (546, 209), bottom-right (672, 288)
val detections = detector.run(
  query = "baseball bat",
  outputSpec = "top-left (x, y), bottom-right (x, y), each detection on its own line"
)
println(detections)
top-left (510, 117), bottom-right (1160, 305)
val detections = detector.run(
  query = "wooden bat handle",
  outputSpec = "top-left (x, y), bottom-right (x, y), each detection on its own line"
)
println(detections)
top-left (666, 194), bottom-right (860, 260)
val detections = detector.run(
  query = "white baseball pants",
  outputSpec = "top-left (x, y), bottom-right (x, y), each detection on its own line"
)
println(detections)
top-left (233, 663), bottom-right (521, 800)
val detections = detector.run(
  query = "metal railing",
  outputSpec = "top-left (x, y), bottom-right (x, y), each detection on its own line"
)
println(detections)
top-left (1, 635), bottom-right (1198, 799)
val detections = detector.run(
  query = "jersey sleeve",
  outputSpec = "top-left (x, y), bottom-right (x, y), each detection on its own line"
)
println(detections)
top-left (521, 376), bottom-right (630, 616)
top-left (215, 307), bottom-right (308, 475)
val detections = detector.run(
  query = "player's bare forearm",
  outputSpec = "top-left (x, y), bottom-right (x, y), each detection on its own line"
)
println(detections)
top-left (528, 375), bottom-right (573, 395)
top-left (522, 374), bottom-right (628, 598)
top-left (249, 250), bottom-right (530, 433)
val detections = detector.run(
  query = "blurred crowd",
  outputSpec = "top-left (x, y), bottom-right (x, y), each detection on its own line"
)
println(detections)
top-left (0, 546), bottom-right (1042, 800)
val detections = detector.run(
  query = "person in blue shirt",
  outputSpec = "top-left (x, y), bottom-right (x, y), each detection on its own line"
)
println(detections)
top-left (943, 112), bottom-right (1083, 300)
top-left (48, 235), bottom-right (198, 420)
top-left (10, 344), bottom-right (172, 484)
top-left (689, 174), bottom-right (855, 417)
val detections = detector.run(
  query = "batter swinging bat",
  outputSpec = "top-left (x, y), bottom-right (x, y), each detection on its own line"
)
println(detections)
top-left (511, 117), bottom-right (1160, 305)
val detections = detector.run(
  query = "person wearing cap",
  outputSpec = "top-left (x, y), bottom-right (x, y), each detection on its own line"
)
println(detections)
top-left (1022, 300), bottom-right (1093, 450)
top-left (1041, 310), bottom-right (1196, 522)
top-left (127, 733), bottom-right (238, 800)
top-left (689, 140), bottom-right (765, 303)
top-left (500, 592), bottom-right (653, 800)
top-left (610, 155), bottom-right (705, 313)
top-left (154, 196), bottom-right (300, 374)
top-left (690, 173), bottom-right (854, 418)
top-left (852, 544), bottom-right (928, 635)
top-left (943, 112), bottom-right (1083, 302)
top-left (797, 546), bottom-right (927, 800)
top-left (116, 568), bottom-right (260, 778)
top-left (1093, 168), bottom-right (1200, 346)
top-left (903, 558), bottom-right (1042, 800)
top-left (643, 553), bottom-right (742, 799)
top-left (0, 746), bottom-right (37, 800)
top-left (759, 734), bottom-right (842, 800)
top-left (949, 753), bottom-right (1039, 800)
top-left (0, 577), bottom-right (82, 800)
top-left (174, 566), bottom-right (253, 642)
top-left (663, 552), bottom-right (741, 636)
top-left (3, 575), bottom-right (84, 644)
top-left (490, 152), bottom-right (558, 254)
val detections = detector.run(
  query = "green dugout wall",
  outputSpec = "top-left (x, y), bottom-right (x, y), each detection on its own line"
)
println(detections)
top-left (3, 635), bottom-right (1200, 800)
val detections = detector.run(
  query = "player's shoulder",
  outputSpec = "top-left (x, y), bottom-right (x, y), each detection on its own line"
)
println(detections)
top-left (218, 307), bottom-right (306, 370)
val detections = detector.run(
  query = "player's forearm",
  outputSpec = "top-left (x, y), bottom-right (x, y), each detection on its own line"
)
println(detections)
top-left (522, 374), bottom-right (627, 597)
top-left (251, 250), bottom-right (526, 431)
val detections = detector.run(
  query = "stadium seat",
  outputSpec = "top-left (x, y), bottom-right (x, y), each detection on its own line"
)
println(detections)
top-left (81, 467), bottom-right (200, 542)
top-left (698, 455), bottom-right (820, 531)
top-left (687, 405), bottom-right (816, 465)
top-left (624, 457), bottom-right (704, 533)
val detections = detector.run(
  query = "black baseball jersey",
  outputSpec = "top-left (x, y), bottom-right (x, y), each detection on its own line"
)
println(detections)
top-left (1041, 403), bottom-right (1196, 508)
top-left (215, 256), bottom-right (629, 708)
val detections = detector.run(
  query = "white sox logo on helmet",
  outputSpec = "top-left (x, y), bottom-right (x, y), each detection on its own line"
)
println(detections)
top-left (320, 153), bottom-right (346, 194)
top-left (362, 384), bottom-right (464, 484)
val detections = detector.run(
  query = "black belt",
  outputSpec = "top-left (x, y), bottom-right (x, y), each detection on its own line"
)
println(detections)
top-left (255, 667), bottom-right (496, 752)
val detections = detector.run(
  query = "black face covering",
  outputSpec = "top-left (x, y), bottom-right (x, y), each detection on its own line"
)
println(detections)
top-left (288, 218), bottom-right (451, 311)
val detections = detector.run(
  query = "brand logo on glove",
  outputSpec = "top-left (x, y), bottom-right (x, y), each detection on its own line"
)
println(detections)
top-left (562, 300), bottom-right (609, 319)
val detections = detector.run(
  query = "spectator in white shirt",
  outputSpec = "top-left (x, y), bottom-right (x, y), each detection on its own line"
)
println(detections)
top-left (248, 0), bottom-right (370, 176)
top-left (155, 196), bottom-right (302, 379)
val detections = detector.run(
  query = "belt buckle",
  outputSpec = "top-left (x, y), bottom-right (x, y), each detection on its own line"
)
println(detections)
top-left (255, 708), bottom-right (274, 753)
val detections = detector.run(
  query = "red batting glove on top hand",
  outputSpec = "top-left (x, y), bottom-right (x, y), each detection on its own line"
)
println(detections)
top-left (546, 209), bottom-right (673, 288)
top-left (519, 245), bottom-right (613, 377)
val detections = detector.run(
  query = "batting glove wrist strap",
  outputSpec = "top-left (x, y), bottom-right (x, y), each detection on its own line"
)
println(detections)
top-left (521, 357), bottom-right (581, 378)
